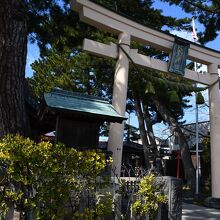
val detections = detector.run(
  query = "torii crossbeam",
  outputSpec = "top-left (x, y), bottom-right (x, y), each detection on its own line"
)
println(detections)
top-left (71, 0), bottom-right (220, 199)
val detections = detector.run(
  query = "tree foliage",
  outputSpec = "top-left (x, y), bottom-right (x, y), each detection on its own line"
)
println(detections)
top-left (29, 49), bottom-right (116, 100)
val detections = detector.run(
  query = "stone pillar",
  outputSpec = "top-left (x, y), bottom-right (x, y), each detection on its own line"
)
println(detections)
top-left (208, 63), bottom-right (220, 198)
top-left (155, 176), bottom-right (182, 220)
top-left (108, 32), bottom-right (130, 177)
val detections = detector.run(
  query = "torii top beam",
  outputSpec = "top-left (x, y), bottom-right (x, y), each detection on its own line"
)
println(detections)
top-left (71, 0), bottom-right (220, 85)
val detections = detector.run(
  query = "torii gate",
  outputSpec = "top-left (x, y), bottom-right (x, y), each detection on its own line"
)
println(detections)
top-left (71, 0), bottom-right (220, 198)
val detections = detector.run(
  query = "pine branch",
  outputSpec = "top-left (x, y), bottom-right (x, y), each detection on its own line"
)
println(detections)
top-left (182, 0), bottom-right (218, 14)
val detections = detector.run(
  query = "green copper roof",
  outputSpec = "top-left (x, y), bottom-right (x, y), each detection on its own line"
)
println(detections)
top-left (43, 89), bottom-right (126, 123)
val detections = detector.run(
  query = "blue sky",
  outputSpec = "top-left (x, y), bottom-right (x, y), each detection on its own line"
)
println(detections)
top-left (25, 1), bottom-right (219, 138)
top-left (26, 43), bottom-right (40, 78)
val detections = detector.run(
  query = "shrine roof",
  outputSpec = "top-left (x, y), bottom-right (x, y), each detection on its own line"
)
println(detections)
top-left (42, 88), bottom-right (126, 123)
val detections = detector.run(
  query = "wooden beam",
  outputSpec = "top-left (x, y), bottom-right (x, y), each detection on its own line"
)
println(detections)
top-left (130, 49), bottom-right (211, 85)
top-left (83, 39), bottom-right (211, 85)
top-left (83, 39), bottom-right (117, 59)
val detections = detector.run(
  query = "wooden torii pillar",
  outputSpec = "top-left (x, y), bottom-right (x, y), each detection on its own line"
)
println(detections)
top-left (71, 0), bottom-right (220, 198)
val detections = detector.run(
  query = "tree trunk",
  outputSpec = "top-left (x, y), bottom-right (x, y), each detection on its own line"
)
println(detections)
top-left (143, 102), bottom-right (164, 174)
top-left (133, 89), bottom-right (150, 168)
top-left (0, 0), bottom-right (28, 137)
top-left (142, 102), bottom-right (158, 155)
top-left (153, 97), bottom-right (196, 192)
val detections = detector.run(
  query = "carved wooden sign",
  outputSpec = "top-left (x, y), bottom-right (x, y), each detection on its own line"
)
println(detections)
top-left (169, 39), bottom-right (189, 76)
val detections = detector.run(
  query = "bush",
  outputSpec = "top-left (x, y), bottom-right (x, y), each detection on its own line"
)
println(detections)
top-left (0, 135), bottom-right (112, 219)
top-left (132, 174), bottom-right (167, 218)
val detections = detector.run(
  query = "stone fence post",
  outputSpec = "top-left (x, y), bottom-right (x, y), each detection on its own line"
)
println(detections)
top-left (155, 176), bottom-right (182, 220)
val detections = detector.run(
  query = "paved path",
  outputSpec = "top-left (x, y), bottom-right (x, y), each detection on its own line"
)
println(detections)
top-left (182, 202), bottom-right (220, 219)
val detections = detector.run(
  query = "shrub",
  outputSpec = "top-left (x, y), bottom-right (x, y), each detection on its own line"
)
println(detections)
top-left (132, 174), bottom-right (167, 218)
top-left (0, 135), bottom-right (112, 219)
